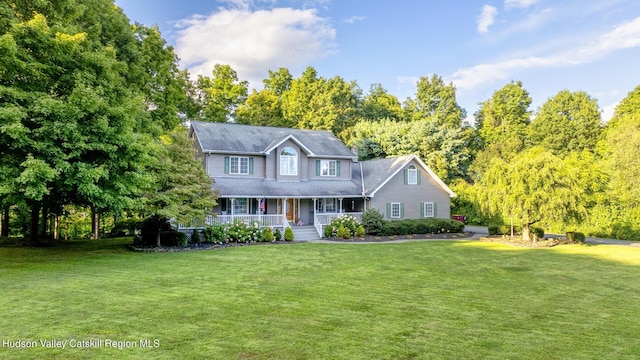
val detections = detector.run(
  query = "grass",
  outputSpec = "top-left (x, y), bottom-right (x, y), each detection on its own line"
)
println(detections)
top-left (1, 238), bottom-right (640, 359)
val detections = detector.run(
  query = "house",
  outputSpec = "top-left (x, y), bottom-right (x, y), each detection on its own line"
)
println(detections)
top-left (187, 121), bottom-right (455, 238)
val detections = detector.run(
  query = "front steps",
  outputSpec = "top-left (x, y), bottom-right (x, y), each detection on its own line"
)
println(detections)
top-left (291, 225), bottom-right (321, 241)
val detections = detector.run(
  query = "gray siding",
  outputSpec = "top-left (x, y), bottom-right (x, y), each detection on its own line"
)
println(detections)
top-left (307, 158), bottom-right (351, 180)
top-left (370, 159), bottom-right (451, 220)
top-left (206, 154), bottom-right (266, 178)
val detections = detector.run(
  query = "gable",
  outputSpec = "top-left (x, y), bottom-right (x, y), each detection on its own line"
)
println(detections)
top-left (362, 155), bottom-right (455, 198)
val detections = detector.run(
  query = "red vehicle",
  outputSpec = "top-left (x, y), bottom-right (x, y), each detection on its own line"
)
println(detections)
top-left (452, 214), bottom-right (467, 224)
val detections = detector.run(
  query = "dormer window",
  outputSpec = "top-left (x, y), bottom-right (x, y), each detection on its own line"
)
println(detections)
top-left (321, 160), bottom-right (337, 176)
top-left (280, 147), bottom-right (298, 176)
top-left (408, 165), bottom-right (418, 185)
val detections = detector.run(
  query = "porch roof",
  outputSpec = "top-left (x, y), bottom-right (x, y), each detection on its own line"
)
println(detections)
top-left (212, 177), bottom-right (363, 198)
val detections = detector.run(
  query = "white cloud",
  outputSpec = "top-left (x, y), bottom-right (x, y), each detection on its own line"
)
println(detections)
top-left (477, 5), bottom-right (498, 34)
top-left (451, 16), bottom-right (640, 90)
top-left (601, 101), bottom-right (619, 123)
top-left (344, 16), bottom-right (366, 24)
top-left (175, 7), bottom-right (336, 88)
top-left (504, 0), bottom-right (540, 9)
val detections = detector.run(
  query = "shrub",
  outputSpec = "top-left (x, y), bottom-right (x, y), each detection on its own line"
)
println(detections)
top-left (110, 218), bottom-right (142, 237)
top-left (567, 231), bottom-right (586, 244)
top-left (361, 208), bottom-right (384, 235)
top-left (336, 225), bottom-right (351, 239)
top-left (228, 220), bottom-right (261, 243)
top-left (160, 231), bottom-right (188, 247)
top-left (138, 215), bottom-right (172, 246)
top-left (202, 224), bottom-right (227, 244)
top-left (274, 228), bottom-right (283, 241)
top-left (355, 225), bottom-right (365, 237)
top-left (189, 230), bottom-right (202, 244)
top-left (284, 227), bottom-right (294, 241)
top-left (262, 227), bottom-right (274, 242)
top-left (323, 224), bottom-right (334, 238)
top-left (379, 218), bottom-right (464, 236)
top-left (532, 227), bottom-right (545, 240)
top-left (488, 224), bottom-right (522, 236)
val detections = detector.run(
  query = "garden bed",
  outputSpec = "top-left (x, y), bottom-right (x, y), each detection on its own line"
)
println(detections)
top-left (324, 232), bottom-right (475, 242)
top-left (478, 236), bottom-right (576, 248)
top-left (128, 240), bottom-right (300, 252)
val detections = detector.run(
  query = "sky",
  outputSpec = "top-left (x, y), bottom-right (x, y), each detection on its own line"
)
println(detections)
top-left (115, 0), bottom-right (640, 123)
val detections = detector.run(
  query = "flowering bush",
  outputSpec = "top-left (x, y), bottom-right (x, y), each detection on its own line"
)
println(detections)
top-left (324, 214), bottom-right (362, 238)
top-left (227, 220), bottom-right (261, 243)
top-left (202, 224), bottom-right (227, 244)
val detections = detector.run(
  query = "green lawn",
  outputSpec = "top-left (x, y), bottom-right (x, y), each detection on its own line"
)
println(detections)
top-left (1, 238), bottom-right (639, 359)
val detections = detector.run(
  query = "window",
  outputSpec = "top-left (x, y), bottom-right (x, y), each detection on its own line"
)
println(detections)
top-left (391, 202), bottom-right (401, 219)
top-left (233, 198), bottom-right (248, 214)
top-left (280, 147), bottom-right (297, 176)
top-left (230, 157), bottom-right (249, 175)
top-left (423, 202), bottom-right (435, 218)
top-left (316, 198), bottom-right (337, 213)
top-left (321, 160), bottom-right (337, 176)
top-left (408, 165), bottom-right (417, 185)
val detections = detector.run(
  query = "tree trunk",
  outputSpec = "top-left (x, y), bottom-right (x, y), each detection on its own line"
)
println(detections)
top-left (522, 224), bottom-right (532, 242)
top-left (39, 206), bottom-right (48, 237)
top-left (54, 215), bottom-right (60, 240)
top-left (91, 207), bottom-right (99, 240)
top-left (1, 206), bottom-right (9, 237)
top-left (29, 203), bottom-right (41, 244)
top-left (156, 231), bottom-right (161, 247)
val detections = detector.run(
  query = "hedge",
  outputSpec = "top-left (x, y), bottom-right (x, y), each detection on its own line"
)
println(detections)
top-left (378, 218), bottom-right (464, 236)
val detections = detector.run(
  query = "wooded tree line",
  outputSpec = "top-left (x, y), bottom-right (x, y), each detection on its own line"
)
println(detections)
top-left (1, 0), bottom-right (639, 242)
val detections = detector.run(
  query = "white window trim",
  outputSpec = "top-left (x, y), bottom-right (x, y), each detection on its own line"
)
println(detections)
top-left (230, 156), bottom-right (249, 175)
top-left (391, 202), bottom-right (401, 219)
top-left (320, 160), bottom-right (337, 177)
top-left (424, 202), bottom-right (435, 218)
top-left (408, 165), bottom-right (417, 185)
top-left (280, 147), bottom-right (298, 176)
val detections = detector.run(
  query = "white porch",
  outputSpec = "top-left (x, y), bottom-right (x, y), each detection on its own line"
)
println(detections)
top-left (179, 196), bottom-right (364, 237)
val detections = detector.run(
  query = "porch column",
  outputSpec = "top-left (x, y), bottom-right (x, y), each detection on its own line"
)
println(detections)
top-left (258, 198), bottom-right (262, 225)
top-left (313, 198), bottom-right (317, 224)
top-left (282, 197), bottom-right (287, 227)
top-left (339, 198), bottom-right (343, 214)
top-left (230, 198), bottom-right (235, 223)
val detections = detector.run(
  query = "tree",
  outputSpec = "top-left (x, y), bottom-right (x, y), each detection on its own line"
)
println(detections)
top-left (0, 4), bottom-right (154, 243)
top-left (610, 84), bottom-right (640, 125)
top-left (142, 128), bottom-right (218, 247)
top-left (195, 64), bottom-right (248, 122)
top-left (282, 67), bottom-right (361, 137)
top-left (360, 83), bottom-right (402, 122)
top-left (470, 81), bottom-right (532, 180)
top-left (477, 147), bottom-right (586, 241)
top-left (408, 74), bottom-right (466, 127)
top-left (235, 89), bottom-right (289, 127)
top-left (604, 113), bottom-right (640, 207)
top-left (263, 67), bottom-right (293, 96)
top-left (349, 119), bottom-right (471, 182)
top-left (133, 24), bottom-right (194, 133)
top-left (528, 90), bottom-right (602, 156)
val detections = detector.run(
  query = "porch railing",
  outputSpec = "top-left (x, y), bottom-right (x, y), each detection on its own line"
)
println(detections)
top-left (178, 214), bottom-right (284, 230)
top-left (313, 212), bottom-right (362, 237)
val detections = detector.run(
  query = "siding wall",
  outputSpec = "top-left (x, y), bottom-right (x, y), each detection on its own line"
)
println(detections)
top-left (370, 159), bottom-right (451, 220)
top-left (206, 154), bottom-right (266, 178)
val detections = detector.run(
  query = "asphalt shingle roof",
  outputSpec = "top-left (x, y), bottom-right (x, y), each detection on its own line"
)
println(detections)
top-left (191, 121), bottom-right (356, 158)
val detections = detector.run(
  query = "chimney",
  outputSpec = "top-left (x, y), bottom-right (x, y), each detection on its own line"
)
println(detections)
top-left (351, 146), bottom-right (359, 163)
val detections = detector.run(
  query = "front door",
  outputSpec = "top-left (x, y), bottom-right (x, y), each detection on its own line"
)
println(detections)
top-left (286, 199), bottom-right (294, 221)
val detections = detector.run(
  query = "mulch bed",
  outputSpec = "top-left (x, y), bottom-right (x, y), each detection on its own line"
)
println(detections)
top-left (128, 240), bottom-right (299, 252)
top-left (324, 232), bottom-right (475, 243)
top-left (478, 236), bottom-right (576, 248)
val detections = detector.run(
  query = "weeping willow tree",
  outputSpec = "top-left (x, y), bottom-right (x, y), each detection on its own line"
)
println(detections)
top-left (476, 147), bottom-right (587, 241)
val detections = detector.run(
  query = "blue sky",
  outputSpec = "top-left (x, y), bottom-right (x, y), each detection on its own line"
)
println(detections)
top-left (115, 0), bottom-right (640, 122)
